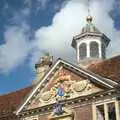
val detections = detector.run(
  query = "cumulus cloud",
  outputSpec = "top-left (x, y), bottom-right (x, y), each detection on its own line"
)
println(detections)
top-left (90, 0), bottom-right (120, 57)
top-left (32, 0), bottom-right (87, 64)
top-left (32, 0), bottom-right (120, 64)
top-left (0, 23), bottom-right (31, 73)
top-left (0, 0), bottom-right (120, 73)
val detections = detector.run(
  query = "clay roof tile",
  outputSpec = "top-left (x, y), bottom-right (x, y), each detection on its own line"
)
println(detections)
top-left (87, 55), bottom-right (120, 83)
top-left (0, 86), bottom-right (33, 119)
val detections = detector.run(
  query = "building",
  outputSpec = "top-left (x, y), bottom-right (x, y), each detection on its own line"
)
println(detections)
top-left (0, 14), bottom-right (120, 120)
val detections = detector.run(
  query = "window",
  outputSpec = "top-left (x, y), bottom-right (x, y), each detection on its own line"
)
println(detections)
top-left (96, 105), bottom-right (105, 120)
top-left (79, 43), bottom-right (87, 60)
top-left (108, 103), bottom-right (116, 120)
top-left (90, 42), bottom-right (99, 58)
top-left (95, 102), bottom-right (117, 120)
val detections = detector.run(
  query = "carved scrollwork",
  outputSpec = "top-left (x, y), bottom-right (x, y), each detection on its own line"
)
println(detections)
top-left (41, 90), bottom-right (56, 101)
top-left (39, 78), bottom-right (102, 104)
top-left (71, 80), bottom-right (89, 92)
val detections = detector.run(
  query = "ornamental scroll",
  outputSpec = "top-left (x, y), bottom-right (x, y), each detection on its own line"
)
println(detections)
top-left (27, 69), bottom-right (102, 109)
top-left (39, 75), bottom-right (102, 104)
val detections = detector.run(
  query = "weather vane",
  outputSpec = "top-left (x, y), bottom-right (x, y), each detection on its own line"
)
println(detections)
top-left (86, 0), bottom-right (92, 23)
top-left (88, 0), bottom-right (90, 15)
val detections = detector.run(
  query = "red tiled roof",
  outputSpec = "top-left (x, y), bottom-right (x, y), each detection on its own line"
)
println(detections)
top-left (87, 55), bottom-right (120, 83)
top-left (0, 86), bottom-right (33, 119)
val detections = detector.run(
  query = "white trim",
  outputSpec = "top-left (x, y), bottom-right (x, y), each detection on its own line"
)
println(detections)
top-left (104, 78), bottom-right (118, 85)
top-left (61, 60), bottom-right (114, 88)
top-left (77, 43), bottom-right (80, 62)
top-left (87, 42), bottom-right (90, 57)
top-left (99, 41), bottom-right (102, 58)
top-left (16, 59), bottom-right (117, 115)
top-left (16, 60), bottom-right (60, 115)
top-left (94, 98), bottom-right (116, 105)
top-left (115, 101), bottom-right (120, 120)
top-left (104, 103), bottom-right (109, 120)
top-left (92, 103), bottom-right (97, 120)
top-left (94, 99), bottom-right (119, 120)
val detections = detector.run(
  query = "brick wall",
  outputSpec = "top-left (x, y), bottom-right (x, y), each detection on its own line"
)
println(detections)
top-left (38, 104), bottom-right (92, 120)
top-left (74, 104), bottom-right (92, 120)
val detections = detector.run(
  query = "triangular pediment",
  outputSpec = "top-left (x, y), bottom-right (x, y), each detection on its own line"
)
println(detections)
top-left (16, 59), bottom-right (118, 115)
top-left (26, 67), bottom-right (104, 110)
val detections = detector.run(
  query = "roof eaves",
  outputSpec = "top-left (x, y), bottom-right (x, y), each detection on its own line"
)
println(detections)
top-left (59, 59), bottom-right (115, 88)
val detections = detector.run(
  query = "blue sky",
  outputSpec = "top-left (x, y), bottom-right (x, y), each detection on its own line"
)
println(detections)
top-left (0, 0), bottom-right (63, 94)
top-left (0, 0), bottom-right (120, 94)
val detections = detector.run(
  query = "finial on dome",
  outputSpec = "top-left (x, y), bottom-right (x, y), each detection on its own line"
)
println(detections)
top-left (86, 15), bottom-right (92, 23)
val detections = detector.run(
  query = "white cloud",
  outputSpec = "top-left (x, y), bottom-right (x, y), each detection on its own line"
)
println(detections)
top-left (0, 0), bottom-right (120, 73)
top-left (90, 0), bottom-right (120, 57)
top-left (32, 0), bottom-right (120, 64)
top-left (32, 0), bottom-right (87, 64)
top-left (0, 23), bottom-right (31, 73)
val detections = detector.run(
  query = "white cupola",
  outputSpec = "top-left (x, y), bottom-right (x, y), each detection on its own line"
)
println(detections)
top-left (71, 15), bottom-right (110, 66)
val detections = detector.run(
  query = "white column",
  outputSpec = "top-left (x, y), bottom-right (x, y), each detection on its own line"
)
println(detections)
top-left (87, 41), bottom-right (90, 58)
top-left (77, 44), bottom-right (80, 63)
top-left (98, 42), bottom-right (102, 59)
top-left (115, 101), bottom-right (120, 120)
top-left (92, 103), bottom-right (97, 120)
top-left (104, 103), bottom-right (108, 120)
